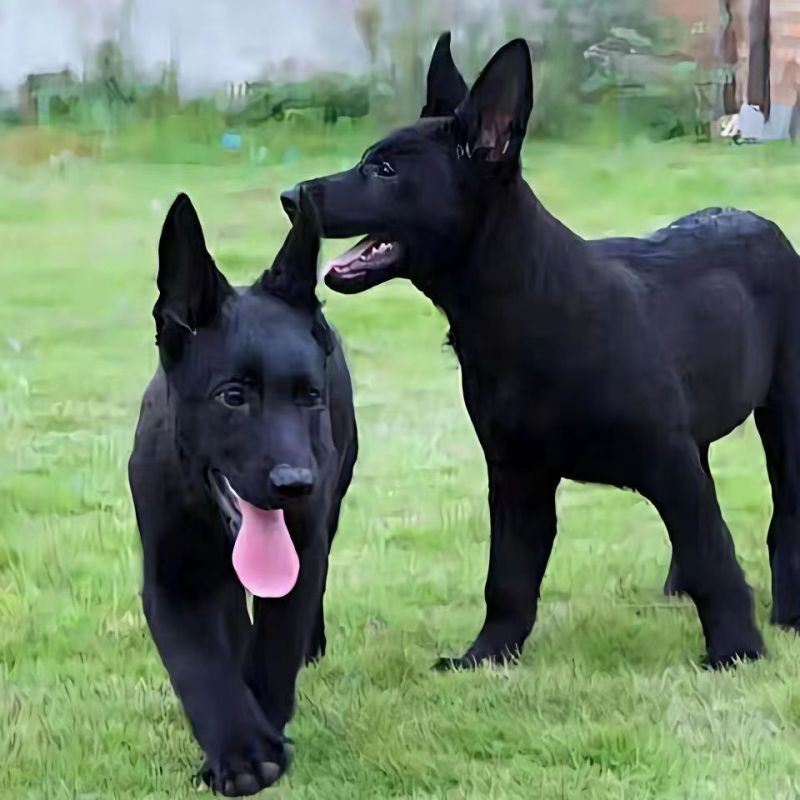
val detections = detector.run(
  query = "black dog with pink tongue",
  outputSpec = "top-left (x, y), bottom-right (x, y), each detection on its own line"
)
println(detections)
top-left (128, 189), bottom-right (357, 796)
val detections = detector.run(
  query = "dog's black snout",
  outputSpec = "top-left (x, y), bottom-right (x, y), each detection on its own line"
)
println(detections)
top-left (280, 186), bottom-right (300, 221)
top-left (269, 464), bottom-right (314, 498)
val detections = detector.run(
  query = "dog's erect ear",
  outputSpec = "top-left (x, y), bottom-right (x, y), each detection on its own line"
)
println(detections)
top-left (154, 193), bottom-right (231, 349)
top-left (259, 188), bottom-right (321, 311)
top-left (421, 31), bottom-right (468, 118)
top-left (260, 190), bottom-right (335, 354)
top-left (455, 38), bottom-right (533, 165)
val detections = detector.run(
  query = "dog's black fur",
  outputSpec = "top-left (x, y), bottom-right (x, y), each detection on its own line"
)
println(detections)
top-left (128, 191), bottom-right (357, 795)
top-left (283, 33), bottom-right (800, 670)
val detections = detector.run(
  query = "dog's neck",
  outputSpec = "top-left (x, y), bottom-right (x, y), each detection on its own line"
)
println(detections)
top-left (422, 174), bottom-right (591, 359)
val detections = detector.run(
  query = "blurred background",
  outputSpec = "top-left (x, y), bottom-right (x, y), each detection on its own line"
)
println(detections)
top-left (3, 3), bottom-right (800, 798)
top-left (2, 0), bottom-right (798, 163)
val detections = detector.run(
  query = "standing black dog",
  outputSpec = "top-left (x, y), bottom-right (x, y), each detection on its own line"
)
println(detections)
top-left (128, 190), bottom-right (357, 796)
top-left (281, 33), bottom-right (800, 670)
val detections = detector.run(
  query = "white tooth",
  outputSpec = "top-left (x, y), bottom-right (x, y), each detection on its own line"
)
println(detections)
top-left (223, 477), bottom-right (240, 499)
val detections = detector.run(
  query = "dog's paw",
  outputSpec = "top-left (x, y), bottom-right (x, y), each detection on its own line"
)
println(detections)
top-left (770, 610), bottom-right (800, 634)
top-left (433, 649), bottom-right (519, 672)
top-left (199, 733), bottom-right (293, 796)
top-left (703, 645), bottom-right (765, 671)
top-left (433, 655), bottom-right (479, 671)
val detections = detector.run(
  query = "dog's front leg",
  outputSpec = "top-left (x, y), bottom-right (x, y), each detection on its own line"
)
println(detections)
top-left (142, 572), bottom-right (289, 797)
top-left (436, 467), bottom-right (560, 670)
top-left (245, 538), bottom-right (327, 731)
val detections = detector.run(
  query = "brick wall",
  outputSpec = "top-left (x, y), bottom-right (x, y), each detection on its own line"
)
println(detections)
top-left (771, 0), bottom-right (800, 105)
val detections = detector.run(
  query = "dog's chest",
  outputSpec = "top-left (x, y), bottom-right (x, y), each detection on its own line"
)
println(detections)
top-left (457, 356), bottom-right (563, 458)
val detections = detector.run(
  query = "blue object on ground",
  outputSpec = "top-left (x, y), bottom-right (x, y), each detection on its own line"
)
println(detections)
top-left (221, 131), bottom-right (242, 151)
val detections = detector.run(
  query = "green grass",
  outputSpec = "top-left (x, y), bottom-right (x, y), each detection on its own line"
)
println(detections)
top-left (3, 135), bottom-right (800, 799)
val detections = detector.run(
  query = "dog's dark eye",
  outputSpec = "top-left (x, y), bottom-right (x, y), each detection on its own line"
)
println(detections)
top-left (295, 381), bottom-right (323, 407)
top-left (363, 160), bottom-right (396, 179)
top-left (216, 386), bottom-right (247, 409)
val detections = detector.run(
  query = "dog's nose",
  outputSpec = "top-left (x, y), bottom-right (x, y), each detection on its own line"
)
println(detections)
top-left (269, 464), bottom-right (313, 498)
top-left (280, 186), bottom-right (300, 221)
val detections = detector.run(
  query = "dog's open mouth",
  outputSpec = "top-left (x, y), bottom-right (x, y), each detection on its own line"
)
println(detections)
top-left (208, 470), bottom-right (300, 599)
top-left (323, 236), bottom-right (405, 294)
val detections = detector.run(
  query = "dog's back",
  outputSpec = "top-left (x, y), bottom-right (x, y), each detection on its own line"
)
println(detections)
top-left (584, 208), bottom-right (800, 442)
top-left (592, 207), bottom-right (799, 290)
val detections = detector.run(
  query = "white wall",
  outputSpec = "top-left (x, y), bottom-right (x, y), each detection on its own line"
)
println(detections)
top-left (0, 0), bottom-right (369, 92)
top-left (0, 0), bottom-right (543, 94)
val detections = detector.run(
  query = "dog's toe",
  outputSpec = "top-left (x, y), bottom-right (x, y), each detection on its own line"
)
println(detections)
top-left (199, 736), bottom-right (289, 796)
top-left (234, 772), bottom-right (262, 795)
top-left (257, 761), bottom-right (282, 785)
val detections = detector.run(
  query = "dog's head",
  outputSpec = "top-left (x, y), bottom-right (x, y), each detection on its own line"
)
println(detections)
top-left (154, 190), bottom-right (333, 596)
top-left (280, 32), bottom-right (533, 297)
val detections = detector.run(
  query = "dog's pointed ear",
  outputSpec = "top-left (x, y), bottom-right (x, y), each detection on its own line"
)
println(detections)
top-left (154, 193), bottom-right (231, 351)
top-left (259, 187), bottom-right (321, 311)
top-left (455, 38), bottom-right (533, 165)
top-left (259, 190), bottom-right (335, 354)
top-left (421, 31), bottom-right (468, 118)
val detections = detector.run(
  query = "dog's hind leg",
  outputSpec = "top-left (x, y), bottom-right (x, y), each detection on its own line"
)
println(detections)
top-left (304, 502), bottom-right (341, 665)
top-left (435, 467), bottom-right (559, 670)
top-left (306, 436), bottom-right (358, 665)
top-left (663, 443), bottom-right (716, 597)
top-left (640, 439), bottom-right (764, 667)
top-left (755, 370), bottom-right (800, 630)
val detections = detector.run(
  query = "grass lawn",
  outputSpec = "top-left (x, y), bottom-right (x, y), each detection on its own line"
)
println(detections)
top-left (3, 133), bottom-right (800, 799)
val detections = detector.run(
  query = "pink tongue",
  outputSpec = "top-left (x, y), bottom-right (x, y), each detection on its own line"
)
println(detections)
top-left (231, 499), bottom-right (299, 598)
